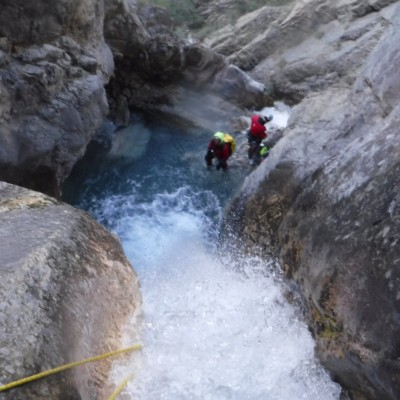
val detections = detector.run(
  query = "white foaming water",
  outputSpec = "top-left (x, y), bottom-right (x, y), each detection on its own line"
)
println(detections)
top-left (261, 103), bottom-right (291, 130)
top-left (98, 186), bottom-right (341, 400)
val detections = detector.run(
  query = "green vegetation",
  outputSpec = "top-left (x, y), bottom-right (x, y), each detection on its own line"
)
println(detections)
top-left (139, 0), bottom-right (294, 30)
top-left (139, 0), bottom-right (204, 28)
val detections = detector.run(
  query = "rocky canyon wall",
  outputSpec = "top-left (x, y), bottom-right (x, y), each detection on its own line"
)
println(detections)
top-left (1, 0), bottom-right (400, 399)
top-left (217, 1), bottom-right (400, 399)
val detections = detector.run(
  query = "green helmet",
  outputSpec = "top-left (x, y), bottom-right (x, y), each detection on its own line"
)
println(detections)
top-left (213, 132), bottom-right (225, 142)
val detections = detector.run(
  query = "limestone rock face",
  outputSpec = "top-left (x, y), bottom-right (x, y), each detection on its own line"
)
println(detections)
top-left (104, 0), bottom-right (268, 130)
top-left (224, 2), bottom-right (400, 399)
top-left (204, 0), bottom-right (399, 104)
top-left (0, 182), bottom-right (141, 400)
top-left (0, 0), bottom-right (114, 198)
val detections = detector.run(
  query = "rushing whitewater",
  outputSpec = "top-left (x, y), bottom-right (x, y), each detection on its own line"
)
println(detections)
top-left (64, 111), bottom-right (341, 399)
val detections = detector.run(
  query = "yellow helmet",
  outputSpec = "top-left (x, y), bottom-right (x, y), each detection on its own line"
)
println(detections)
top-left (213, 132), bottom-right (225, 142)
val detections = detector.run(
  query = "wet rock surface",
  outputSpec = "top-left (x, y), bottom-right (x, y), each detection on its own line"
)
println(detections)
top-left (222, 2), bottom-right (400, 399)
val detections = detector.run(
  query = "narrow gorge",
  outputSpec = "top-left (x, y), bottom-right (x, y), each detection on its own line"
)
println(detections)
top-left (0, 1), bottom-right (399, 399)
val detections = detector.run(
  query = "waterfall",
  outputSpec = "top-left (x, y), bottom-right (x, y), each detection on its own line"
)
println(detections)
top-left (63, 112), bottom-right (341, 399)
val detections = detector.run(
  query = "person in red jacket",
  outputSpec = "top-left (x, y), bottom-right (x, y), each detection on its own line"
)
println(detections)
top-left (247, 114), bottom-right (273, 163)
top-left (205, 132), bottom-right (232, 171)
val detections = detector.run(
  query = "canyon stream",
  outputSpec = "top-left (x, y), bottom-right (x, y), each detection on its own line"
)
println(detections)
top-left (63, 110), bottom-right (342, 400)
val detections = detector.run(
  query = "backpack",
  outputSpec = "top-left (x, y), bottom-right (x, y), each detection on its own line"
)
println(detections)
top-left (223, 133), bottom-right (236, 155)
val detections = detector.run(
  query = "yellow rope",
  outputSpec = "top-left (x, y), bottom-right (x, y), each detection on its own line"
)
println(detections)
top-left (0, 344), bottom-right (142, 393)
top-left (107, 373), bottom-right (134, 400)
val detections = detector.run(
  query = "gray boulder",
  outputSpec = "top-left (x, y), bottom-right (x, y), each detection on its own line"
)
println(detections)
top-left (0, 182), bottom-right (141, 399)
